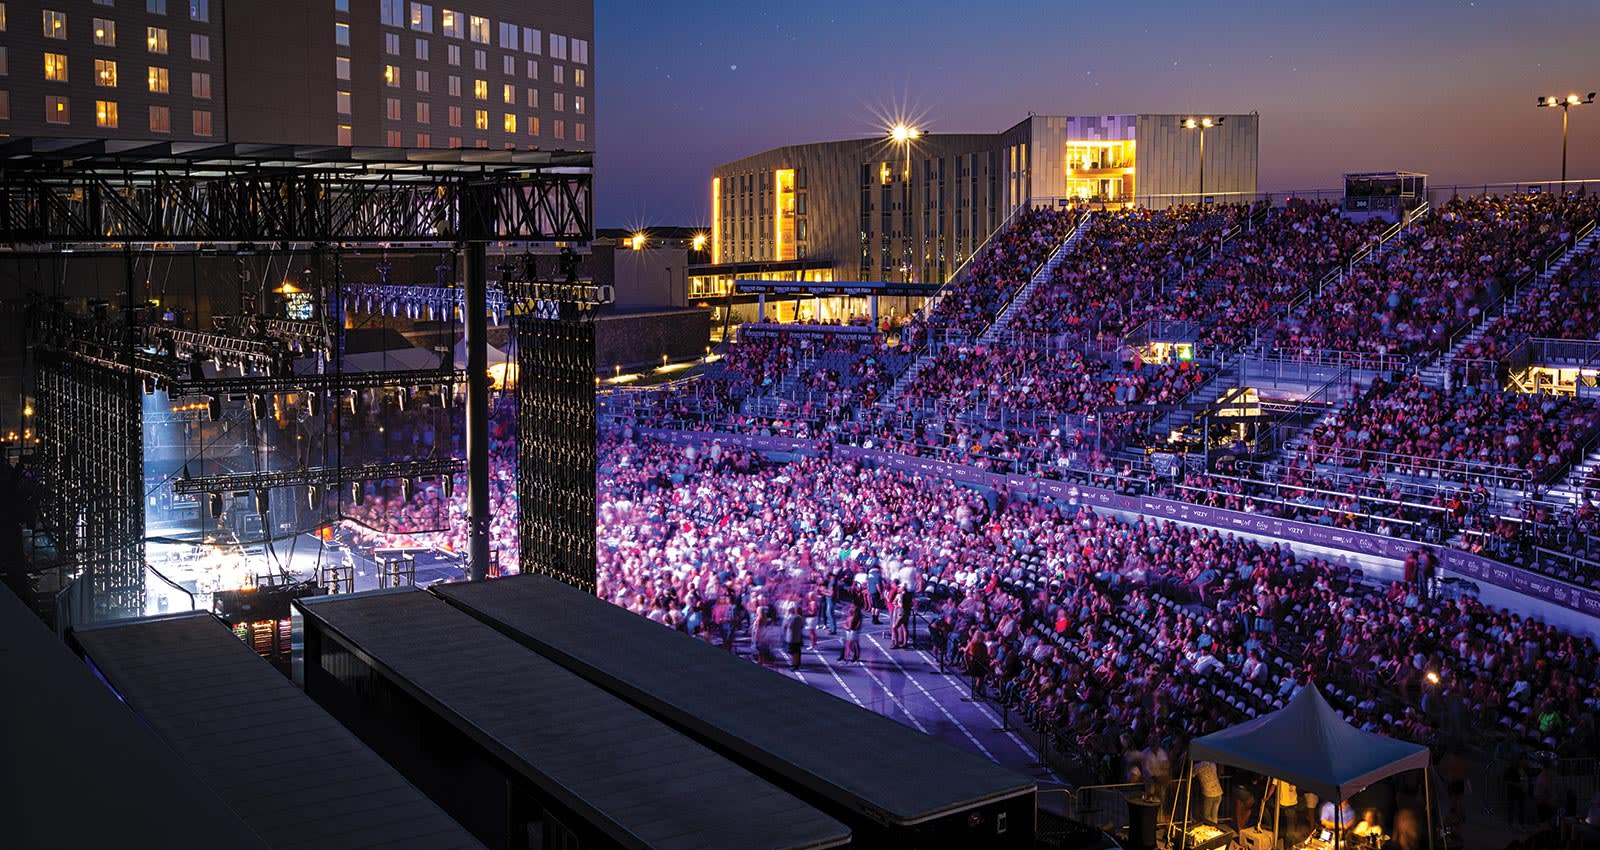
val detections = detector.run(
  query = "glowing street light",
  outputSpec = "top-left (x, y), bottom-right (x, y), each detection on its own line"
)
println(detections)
top-left (629, 232), bottom-right (647, 251)
top-left (1537, 92), bottom-right (1595, 184)
top-left (887, 123), bottom-right (921, 180)
top-left (1181, 116), bottom-right (1225, 204)
top-left (691, 232), bottom-right (709, 252)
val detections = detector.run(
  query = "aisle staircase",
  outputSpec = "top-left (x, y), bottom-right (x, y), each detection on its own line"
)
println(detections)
top-left (1418, 223), bottom-right (1598, 388)
top-left (977, 213), bottom-right (1093, 346)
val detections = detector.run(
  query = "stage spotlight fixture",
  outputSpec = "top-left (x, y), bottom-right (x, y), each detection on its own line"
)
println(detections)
top-left (307, 485), bottom-right (320, 511)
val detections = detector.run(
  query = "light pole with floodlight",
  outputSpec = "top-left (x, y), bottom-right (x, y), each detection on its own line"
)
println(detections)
top-left (1537, 93), bottom-right (1595, 185)
top-left (1181, 116), bottom-right (1225, 204)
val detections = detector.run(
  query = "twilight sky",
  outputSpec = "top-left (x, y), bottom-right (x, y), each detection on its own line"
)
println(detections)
top-left (593, 0), bottom-right (1600, 228)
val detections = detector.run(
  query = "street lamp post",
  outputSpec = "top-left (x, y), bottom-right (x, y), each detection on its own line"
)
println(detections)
top-left (1181, 116), bottom-right (1225, 204)
top-left (889, 123), bottom-right (921, 282)
top-left (1537, 93), bottom-right (1595, 185)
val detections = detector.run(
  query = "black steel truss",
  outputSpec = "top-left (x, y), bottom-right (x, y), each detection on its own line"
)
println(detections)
top-left (0, 140), bottom-right (592, 247)
top-left (514, 313), bottom-right (597, 591)
top-left (37, 351), bottom-right (146, 621)
top-left (168, 367), bottom-right (463, 397)
top-left (171, 459), bottom-right (464, 496)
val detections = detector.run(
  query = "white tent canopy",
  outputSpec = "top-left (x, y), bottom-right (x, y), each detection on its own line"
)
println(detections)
top-left (452, 337), bottom-right (513, 370)
top-left (1188, 686), bottom-right (1431, 803)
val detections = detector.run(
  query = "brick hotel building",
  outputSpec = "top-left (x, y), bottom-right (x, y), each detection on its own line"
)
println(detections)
top-left (0, 0), bottom-right (592, 150)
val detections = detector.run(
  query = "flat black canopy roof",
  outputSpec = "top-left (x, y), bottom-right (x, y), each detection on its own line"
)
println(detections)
top-left (73, 612), bottom-right (483, 850)
top-left (434, 576), bottom-right (1037, 827)
top-left (295, 588), bottom-right (849, 850)
top-left (0, 590), bottom-right (270, 850)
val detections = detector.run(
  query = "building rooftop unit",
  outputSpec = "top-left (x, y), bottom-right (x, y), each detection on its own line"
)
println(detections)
top-left (71, 611), bottom-right (484, 850)
top-left (294, 588), bottom-right (851, 850)
top-left (434, 576), bottom-right (1037, 836)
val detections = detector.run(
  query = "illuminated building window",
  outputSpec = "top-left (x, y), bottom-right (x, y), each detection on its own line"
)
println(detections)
top-left (43, 9), bottom-right (66, 39)
top-left (502, 83), bottom-right (514, 104)
top-left (468, 15), bottom-right (487, 44)
top-left (44, 52), bottom-right (67, 82)
top-left (337, 124), bottom-right (352, 145)
top-left (473, 108), bottom-right (486, 130)
top-left (95, 59), bottom-right (118, 87)
top-left (384, 64), bottom-right (400, 87)
top-left (336, 90), bottom-right (350, 114)
top-left (94, 17), bottom-right (115, 46)
top-left (408, 2), bottom-right (431, 32)
top-left (385, 129), bottom-right (401, 146)
top-left (335, 22), bottom-right (349, 46)
top-left (502, 113), bottom-right (515, 133)
top-left (335, 56), bottom-right (350, 80)
top-left (574, 69), bottom-right (585, 87)
top-left (472, 78), bottom-right (486, 99)
top-left (415, 132), bottom-right (430, 148)
top-left (191, 108), bottom-right (211, 136)
top-left (442, 9), bottom-right (461, 38)
top-left (528, 116), bottom-right (539, 136)
top-left (95, 99), bottom-right (118, 127)
top-left (574, 96), bottom-right (584, 114)
top-left (45, 94), bottom-right (69, 124)
top-left (147, 27), bottom-right (168, 55)
top-left (148, 66), bottom-right (169, 93)
top-left (149, 105), bottom-right (170, 133)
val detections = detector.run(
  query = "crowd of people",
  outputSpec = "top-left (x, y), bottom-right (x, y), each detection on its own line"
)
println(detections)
top-left (1273, 193), bottom-right (1600, 358)
top-left (594, 431), bottom-right (1600, 788)
top-left (1301, 375), bottom-right (1600, 487)
top-left (1458, 241), bottom-right (1600, 364)
top-left (898, 344), bottom-right (1209, 419)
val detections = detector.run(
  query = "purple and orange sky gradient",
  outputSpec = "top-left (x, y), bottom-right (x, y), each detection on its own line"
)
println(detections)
top-left (594, 0), bottom-right (1600, 228)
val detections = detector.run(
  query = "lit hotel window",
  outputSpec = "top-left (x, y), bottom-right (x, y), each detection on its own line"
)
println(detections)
top-left (503, 113), bottom-right (515, 133)
top-left (337, 124), bottom-right (353, 145)
top-left (147, 27), bottom-right (168, 55)
top-left (473, 79), bottom-right (487, 100)
top-left (43, 9), bottom-right (66, 39)
top-left (95, 58), bottom-right (117, 87)
top-left (409, 2), bottom-right (432, 32)
top-left (149, 105), bottom-right (170, 133)
top-left (44, 52), bottom-right (68, 82)
top-left (336, 91), bottom-right (350, 114)
top-left (335, 56), bottom-right (350, 80)
top-left (95, 99), bottom-right (118, 128)
top-left (94, 17), bottom-right (115, 46)
top-left (384, 64), bottom-right (399, 87)
top-left (468, 15), bottom-right (487, 44)
top-left (192, 109), bottom-right (211, 136)
top-left (148, 66), bottom-right (169, 93)
top-left (502, 83), bottom-right (514, 104)
top-left (473, 108), bottom-right (487, 130)
top-left (46, 95), bottom-right (69, 124)
top-left (442, 9), bottom-right (461, 39)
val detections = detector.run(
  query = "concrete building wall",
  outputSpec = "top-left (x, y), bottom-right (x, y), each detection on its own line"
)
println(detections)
top-left (711, 134), bottom-right (1001, 286)
top-left (1135, 113), bottom-right (1260, 206)
top-left (595, 309), bottom-right (708, 372)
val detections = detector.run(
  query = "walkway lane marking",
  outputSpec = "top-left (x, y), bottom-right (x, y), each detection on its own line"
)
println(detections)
top-left (914, 648), bottom-right (1045, 767)
top-left (805, 647), bottom-right (866, 709)
top-left (864, 633), bottom-right (990, 758)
